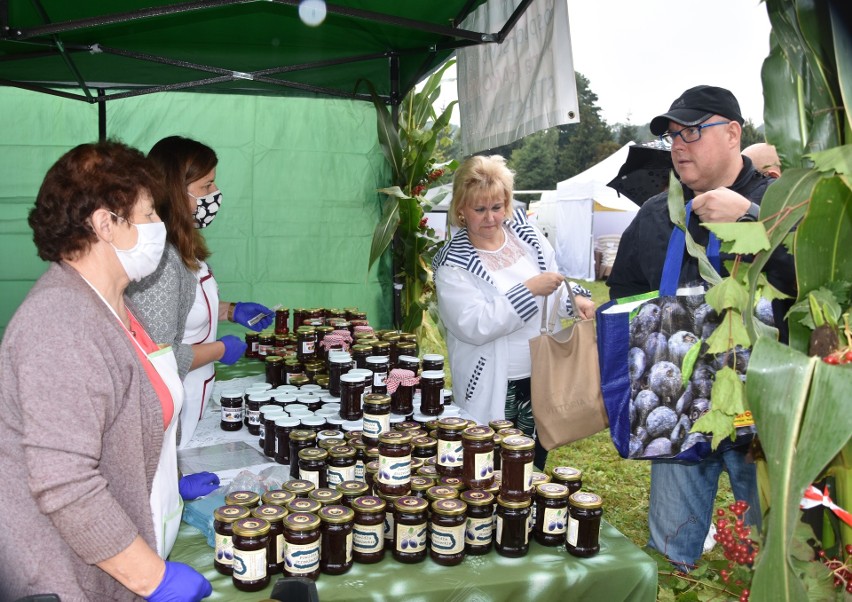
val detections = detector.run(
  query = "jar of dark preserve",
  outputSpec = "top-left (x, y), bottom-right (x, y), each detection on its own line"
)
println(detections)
top-left (460, 490), bottom-right (495, 555)
top-left (309, 487), bottom-right (343, 508)
top-left (275, 307), bottom-right (290, 335)
top-left (419, 370), bottom-right (445, 416)
top-left (260, 406), bottom-right (284, 456)
top-left (231, 517), bottom-right (271, 592)
top-left (245, 332), bottom-right (259, 359)
top-left (421, 353), bottom-right (444, 372)
top-left (388, 369), bottom-right (415, 415)
top-left (246, 393), bottom-right (271, 436)
top-left (284, 358), bottom-right (305, 384)
top-left (225, 491), bottom-right (260, 509)
top-left (285, 497), bottom-right (322, 516)
top-left (339, 372), bottom-right (365, 421)
top-left (258, 332), bottom-right (275, 358)
top-left (534, 483), bottom-right (569, 546)
top-left (220, 389), bottom-right (244, 431)
top-left (489, 419), bottom-right (514, 433)
top-left (296, 326), bottom-right (317, 363)
top-left (261, 489), bottom-right (295, 508)
top-left (364, 460), bottom-right (379, 495)
top-left (551, 466), bottom-right (583, 497)
top-left (436, 417), bottom-right (467, 478)
top-left (351, 439), bottom-right (367, 483)
top-left (351, 344), bottom-right (372, 369)
top-left (265, 355), bottom-right (284, 388)
top-left (410, 475), bottom-right (435, 499)
top-left (377, 490), bottom-right (402, 548)
top-left (287, 429), bottom-right (317, 478)
top-left (336, 480), bottom-right (369, 508)
top-left (392, 496), bottom-right (429, 564)
top-left (351, 495), bottom-right (386, 563)
top-left (462, 425), bottom-right (495, 489)
top-left (213, 505), bottom-right (251, 575)
top-left (499, 435), bottom-right (535, 502)
top-left (273, 416), bottom-right (300, 465)
top-left (429, 498), bottom-right (467, 566)
top-left (412, 435), bottom-right (437, 462)
top-left (282, 512), bottom-right (321, 580)
top-left (495, 495), bottom-right (531, 557)
top-left (327, 445), bottom-right (357, 487)
top-left (362, 393), bottom-right (391, 447)
top-left (566, 491), bottom-right (603, 558)
top-left (282, 479), bottom-right (316, 500)
top-left (298, 447), bottom-right (329, 489)
top-left (377, 431), bottom-right (412, 496)
top-left (251, 504), bottom-right (287, 575)
top-left (365, 356), bottom-right (389, 395)
top-left (319, 505), bottom-right (355, 575)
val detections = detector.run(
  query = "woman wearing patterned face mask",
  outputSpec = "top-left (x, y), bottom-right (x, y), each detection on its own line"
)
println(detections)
top-left (127, 136), bottom-right (273, 446)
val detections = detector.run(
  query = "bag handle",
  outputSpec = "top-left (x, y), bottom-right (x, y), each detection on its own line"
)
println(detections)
top-left (540, 279), bottom-right (578, 334)
top-left (660, 200), bottom-right (722, 295)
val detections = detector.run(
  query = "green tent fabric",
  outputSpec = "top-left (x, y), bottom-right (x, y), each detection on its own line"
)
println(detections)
top-left (0, 86), bottom-right (392, 339)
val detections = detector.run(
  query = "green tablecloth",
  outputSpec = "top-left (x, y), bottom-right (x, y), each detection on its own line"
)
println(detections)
top-left (170, 520), bottom-right (657, 601)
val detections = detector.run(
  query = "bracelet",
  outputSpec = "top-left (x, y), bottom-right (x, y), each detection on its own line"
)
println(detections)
top-left (227, 302), bottom-right (237, 322)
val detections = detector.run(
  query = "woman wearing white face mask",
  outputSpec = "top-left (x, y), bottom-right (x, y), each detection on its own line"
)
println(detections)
top-left (0, 141), bottom-right (212, 601)
top-left (127, 136), bottom-right (273, 447)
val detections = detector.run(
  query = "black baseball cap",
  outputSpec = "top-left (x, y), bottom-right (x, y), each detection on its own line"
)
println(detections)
top-left (650, 85), bottom-right (744, 135)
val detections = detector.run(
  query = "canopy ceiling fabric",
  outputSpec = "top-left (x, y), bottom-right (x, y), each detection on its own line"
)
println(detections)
top-left (0, 0), bottom-right (535, 105)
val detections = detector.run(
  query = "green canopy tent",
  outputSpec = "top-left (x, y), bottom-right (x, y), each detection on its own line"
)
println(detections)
top-left (0, 0), bottom-right (534, 339)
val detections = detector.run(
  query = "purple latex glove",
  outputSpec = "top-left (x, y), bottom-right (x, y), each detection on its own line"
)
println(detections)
top-left (218, 335), bottom-right (247, 365)
top-left (179, 471), bottom-right (220, 500)
top-left (232, 301), bottom-right (274, 331)
top-left (146, 561), bottom-right (212, 602)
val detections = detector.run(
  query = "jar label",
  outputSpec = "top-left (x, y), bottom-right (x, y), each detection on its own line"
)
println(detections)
top-left (248, 409), bottom-right (261, 426)
top-left (373, 371), bottom-right (387, 388)
top-left (473, 451), bottom-right (494, 481)
top-left (259, 424), bottom-right (265, 439)
top-left (276, 533), bottom-right (286, 564)
top-left (465, 516), bottom-right (493, 545)
top-left (302, 341), bottom-right (315, 354)
top-left (355, 460), bottom-right (365, 481)
top-left (431, 523), bottom-right (465, 555)
top-left (384, 511), bottom-right (394, 541)
top-left (301, 469), bottom-right (320, 489)
top-left (542, 507), bottom-right (568, 535)
top-left (327, 465), bottom-right (355, 487)
top-left (363, 413), bottom-right (390, 438)
top-left (523, 461), bottom-right (534, 493)
top-left (221, 407), bottom-right (243, 422)
top-left (353, 522), bottom-right (383, 553)
top-left (566, 516), bottom-right (579, 546)
top-left (496, 515), bottom-right (529, 546)
top-left (528, 505), bottom-right (536, 533)
top-left (437, 439), bottom-right (463, 467)
top-left (378, 454), bottom-right (411, 485)
top-left (233, 547), bottom-right (267, 582)
top-left (285, 541), bottom-right (320, 574)
top-left (346, 532), bottom-right (353, 564)
top-left (215, 534), bottom-right (234, 566)
top-left (395, 522), bottom-right (427, 553)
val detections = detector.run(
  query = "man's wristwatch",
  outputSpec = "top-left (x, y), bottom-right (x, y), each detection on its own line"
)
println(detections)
top-left (736, 202), bottom-right (760, 222)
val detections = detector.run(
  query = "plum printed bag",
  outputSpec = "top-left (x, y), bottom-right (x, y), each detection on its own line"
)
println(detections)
top-left (595, 202), bottom-right (756, 461)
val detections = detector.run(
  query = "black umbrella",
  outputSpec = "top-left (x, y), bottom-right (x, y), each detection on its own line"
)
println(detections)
top-left (607, 145), bottom-right (673, 206)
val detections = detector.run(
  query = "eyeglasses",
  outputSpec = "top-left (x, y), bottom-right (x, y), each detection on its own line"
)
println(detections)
top-left (660, 121), bottom-right (730, 145)
top-left (109, 211), bottom-right (134, 225)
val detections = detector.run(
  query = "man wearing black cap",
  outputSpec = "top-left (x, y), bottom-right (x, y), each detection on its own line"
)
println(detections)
top-left (607, 85), bottom-right (795, 570)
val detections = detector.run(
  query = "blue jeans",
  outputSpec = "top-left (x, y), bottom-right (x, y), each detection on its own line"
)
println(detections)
top-left (647, 443), bottom-right (761, 569)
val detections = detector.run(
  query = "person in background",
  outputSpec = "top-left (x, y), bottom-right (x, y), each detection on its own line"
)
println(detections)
top-left (0, 141), bottom-right (212, 601)
top-left (742, 142), bottom-right (782, 178)
top-left (127, 136), bottom-right (273, 446)
top-left (432, 155), bottom-right (595, 468)
top-left (607, 85), bottom-right (795, 570)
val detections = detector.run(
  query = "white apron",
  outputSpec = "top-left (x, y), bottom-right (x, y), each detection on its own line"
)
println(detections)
top-left (179, 260), bottom-right (219, 447)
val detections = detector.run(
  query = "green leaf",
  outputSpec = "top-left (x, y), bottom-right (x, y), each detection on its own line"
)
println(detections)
top-left (681, 341), bottom-right (702, 387)
top-left (691, 409), bottom-right (735, 449)
top-left (356, 79), bottom-right (404, 186)
top-left (666, 171), bottom-right (686, 228)
top-left (808, 144), bottom-right (852, 175)
top-left (703, 222), bottom-right (772, 254)
top-left (709, 367), bottom-right (747, 416)
top-left (368, 198), bottom-right (399, 270)
top-left (705, 310), bottom-right (752, 354)
top-left (706, 278), bottom-right (750, 313)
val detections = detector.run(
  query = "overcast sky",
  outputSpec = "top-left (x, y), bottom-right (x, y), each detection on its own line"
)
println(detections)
top-left (436, 0), bottom-right (773, 128)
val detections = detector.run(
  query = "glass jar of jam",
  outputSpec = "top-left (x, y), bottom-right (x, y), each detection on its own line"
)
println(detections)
top-left (350, 439), bottom-right (367, 483)
top-left (551, 466), bottom-right (583, 497)
top-left (497, 427), bottom-right (524, 438)
top-left (395, 420), bottom-right (419, 434)
top-left (282, 480), bottom-right (316, 500)
top-left (225, 491), bottom-right (260, 509)
top-left (336, 480), bottom-right (369, 508)
top-left (500, 435), bottom-right (535, 502)
top-left (326, 445), bottom-right (357, 487)
top-left (425, 485), bottom-right (459, 508)
top-left (339, 372), bottom-right (365, 421)
top-left (492, 433), bottom-right (503, 471)
top-left (429, 498), bottom-right (467, 566)
top-left (284, 358), bottom-right (305, 384)
top-left (287, 429), bottom-right (317, 478)
top-left (351, 495), bottom-right (386, 563)
top-left (231, 517), bottom-right (271, 592)
top-left (309, 487), bottom-right (343, 507)
top-left (245, 331), bottom-right (260, 359)
top-left (396, 354), bottom-right (419, 376)
top-left (365, 356), bottom-right (389, 395)
top-left (317, 428), bottom-right (344, 443)
top-left (421, 353), bottom-right (444, 372)
top-left (392, 496), bottom-right (428, 564)
top-left (296, 326), bottom-right (317, 363)
top-left (377, 431), bottom-right (412, 496)
top-left (462, 425), bottom-right (495, 490)
top-left (327, 352), bottom-right (352, 398)
top-left (265, 355), bottom-right (284, 388)
top-left (566, 491), bottom-right (603, 558)
top-left (246, 393), bottom-right (271, 436)
top-left (362, 393), bottom-right (391, 447)
top-left (412, 435), bottom-right (437, 462)
top-left (220, 389), bottom-right (244, 431)
top-left (364, 460), bottom-right (379, 495)
top-left (351, 344), bottom-right (372, 369)
top-left (489, 419), bottom-right (514, 433)
top-left (436, 417), bottom-right (467, 478)
top-left (298, 447), bottom-right (329, 489)
top-left (416, 464), bottom-right (439, 480)
top-left (299, 415), bottom-right (326, 434)
top-left (282, 512), bottom-right (321, 580)
top-left (460, 490), bottom-right (495, 555)
top-left (213, 505), bottom-right (251, 575)
top-left (495, 495), bottom-right (531, 557)
top-left (273, 416), bottom-right (299, 465)
top-left (260, 406), bottom-right (284, 456)
top-left (397, 342), bottom-right (417, 364)
top-left (319, 505), bottom-right (355, 575)
top-left (292, 308), bottom-right (307, 332)
top-left (285, 497), bottom-right (322, 516)
top-left (274, 307), bottom-right (290, 335)
top-left (261, 489), bottom-right (295, 508)
top-left (258, 331), bottom-right (275, 358)
top-left (409, 475), bottom-right (435, 499)
top-left (419, 370), bottom-right (445, 416)
top-left (533, 483), bottom-right (569, 546)
top-left (251, 504), bottom-right (287, 575)
top-left (388, 370), bottom-right (415, 416)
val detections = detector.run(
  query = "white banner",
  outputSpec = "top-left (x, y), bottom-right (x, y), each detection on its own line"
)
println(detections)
top-left (458, 0), bottom-right (578, 156)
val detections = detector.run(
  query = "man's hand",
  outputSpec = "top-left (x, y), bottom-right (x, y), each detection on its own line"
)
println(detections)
top-left (691, 188), bottom-right (751, 223)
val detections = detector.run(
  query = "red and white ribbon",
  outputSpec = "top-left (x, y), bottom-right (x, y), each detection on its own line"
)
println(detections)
top-left (800, 484), bottom-right (852, 527)
top-left (320, 331), bottom-right (351, 352)
top-left (386, 368), bottom-right (419, 394)
top-left (354, 325), bottom-right (373, 334)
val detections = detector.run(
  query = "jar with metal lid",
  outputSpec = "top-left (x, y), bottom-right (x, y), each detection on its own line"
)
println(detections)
top-left (551, 466), bottom-right (583, 497)
top-left (336, 480), bottom-right (369, 508)
top-left (528, 472), bottom-right (551, 535)
top-left (437, 476), bottom-right (465, 491)
top-left (292, 308), bottom-right (307, 332)
top-left (396, 354), bottom-right (419, 375)
top-left (566, 491), bottom-right (603, 557)
top-left (319, 505), bottom-right (355, 575)
top-left (258, 332), bottom-right (275, 358)
top-left (265, 355), bottom-right (284, 388)
top-left (416, 464), bottom-right (439, 479)
top-left (418, 370), bottom-right (445, 416)
top-left (397, 342), bottom-right (418, 363)
top-left (246, 393), bottom-right (271, 436)
top-left (371, 340), bottom-right (391, 359)
top-left (298, 394), bottom-right (322, 413)
top-left (462, 425), bottom-right (495, 489)
top-left (283, 358), bottom-right (305, 383)
top-left (377, 431), bottom-right (412, 496)
top-left (282, 479), bottom-right (316, 500)
top-left (425, 485), bottom-right (459, 508)
top-left (460, 490), bottom-right (495, 555)
top-left (285, 497), bottom-right (322, 516)
top-left (303, 361), bottom-right (324, 384)
top-left (327, 352), bottom-right (353, 398)
top-left (495, 495), bottom-right (531, 557)
top-left (392, 496), bottom-right (429, 563)
top-left (410, 475), bottom-right (435, 499)
top-left (261, 489), bottom-right (295, 508)
top-left (436, 417), bottom-right (467, 478)
top-left (497, 427), bottom-right (524, 439)
top-left (274, 307), bottom-right (290, 335)
top-left (326, 445), bottom-right (357, 487)
top-left (282, 512), bottom-right (321, 580)
top-left (429, 498), bottom-right (467, 566)
top-left (412, 435), bottom-right (437, 462)
top-left (350, 344), bottom-right (372, 369)
top-left (421, 353), bottom-right (444, 372)
top-left (245, 331), bottom-right (260, 359)
top-left (288, 427), bottom-right (316, 470)
top-left (362, 393), bottom-right (391, 447)
top-left (410, 457), bottom-right (424, 474)
top-left (317, 428), bottom-right (344, 442)
top-left (395, 420), bottom-right (419, 433)
top-left (231, 517), bottom-right (271, 591)
top-left (365, 356), bottom-right (389, 395)
top-left (220, 389), bottom-right (244, 431)
top-left (299, 415), bottom-right (326, 434)
top-left (273, 416), bottom-right (299, 465)
top-left (350, 439), bottom-right (367, 483)
top-left (339, 372), bottom-right (365, 421)
top-left (296, 326), bottom-right (317, 363)
top-left (213, 505), bottom-right (251, 575)
top-left (377, 490), bottom-right (402, 547)
top-left (225, 491), bottom-right (260, 509)
top-left (351, 495), bottom-right (386, 563)
top-left (489, 419), bottom-right (514, 433)
top-left (533, 483), bottom-right (569, 546)
top-left (364, 460), bottom-right (379, 495)
top-left (251, 504), bottom-right (287, 575)
top-left (309, 487), bottom-right (343, 507)
top-left (298, 447), bottom-right (328, 489)
top-left (500, 435), bottom-right (535, 502)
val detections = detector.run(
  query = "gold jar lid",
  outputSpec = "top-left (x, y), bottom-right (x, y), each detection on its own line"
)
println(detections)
top-left (283, 512), bottom-right (321, 531)
top-left (425, 485), bottom-right (459, 502)
top-left (569, 491), bottom-right (603, 509)
top-left (224, 491), bottom-right (260, 508)
top-left (397, 341), bottom-right (417, 352)
top-left (314, 375), bottom-right (330, 388)
top-left (309, 488), bottom-right (343, 505)
top-left (329, 445), bottom-right (356, 459)
top-left (352, 344), bottom-right (373, 353)
top-left (500, 435), bottom-right (535, 451)
top-left (337, 481), bottom-right (369, 496)
top-left (379, 431), bottom-right (412, 445)
top-left (289, 375), bottom-right (310, 387)
top-left (460, 490), bottom-right (495, 506)
top-left (351, 495), bottom-right (386, 513)
top-left (214, 505), bottom-right (251, 523)
top-left (286, 497), bottom-right (323, 514)
top-left (410, 476), bottom-right (436, 492)
top-left (536, 483), bottom-right (569, 499)
top-left (365, 460), bottom-right (379, 474)
top-left (289, 429), bottom-right (317, 443)
top-left (432, 498), bottom-right (467, 516)
top-left (298, 447), bottom-right (329, 461)
top-left (552, 466), bottom-right (583, 482)
top-left (372, 341), bottom-right (391, 351)
top-left (531, 471), bottom-right (551, 486)
top-left (462, 425), bottom-right (495, 441)
top-left (261, 490), bottom-right (296, 507)
top-left (265, 355), bottom-right (283, 364)
top-left (319, 438), bottom-right (346, 451)
top-left (399, 333), bottom-right (418, 343)
top-left (488, 419), bottom-right (514, 431)
top-left (438, 476), bottom-right (464, 490)
top-left (318, 504), bottom-right (354, 524)
top-left (251, 504), bottom-right (288, 523)
top-left (282, 479), bottom-right (316, 496)
top-left (496, 495), bottom-right (532, 509)
top-left (364, 393), bottom-right (391, 407)
top-left (232, 517), bottom-right (270, 538)
top-left (417, 465), bottom-right (438, 478)
top-left (393, 495), bottom-right (428, 513)
top-left (382, 332), bottom-right (401, 343)
top-left (437, 417), bottom-right (468, 431)
top-left (412, 435), bottom-right (437, 449)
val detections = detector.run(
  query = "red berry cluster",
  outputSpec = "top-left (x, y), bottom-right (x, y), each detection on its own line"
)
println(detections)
top-left (818, 544), bottom-right (852, 594)
top-left (428, 168), bottom-right (445, 181)
top-left (411, 184), bottom-right (427, 197)
top-left (822, 347), bottom-right (852, 365)
top-left (419, 216), bottom-right (429, 230)
top-left (714, 500), bottom-right (756, 601)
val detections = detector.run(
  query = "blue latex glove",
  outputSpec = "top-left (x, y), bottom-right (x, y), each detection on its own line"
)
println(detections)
top-left (146, 560), bottom-right (212, 602)
top-left (179, 471), bottom-right (220, 500)
top-left (218, 335), bottom-right (247, 365)
top-left (232, 301), bottom-right (274, 331)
